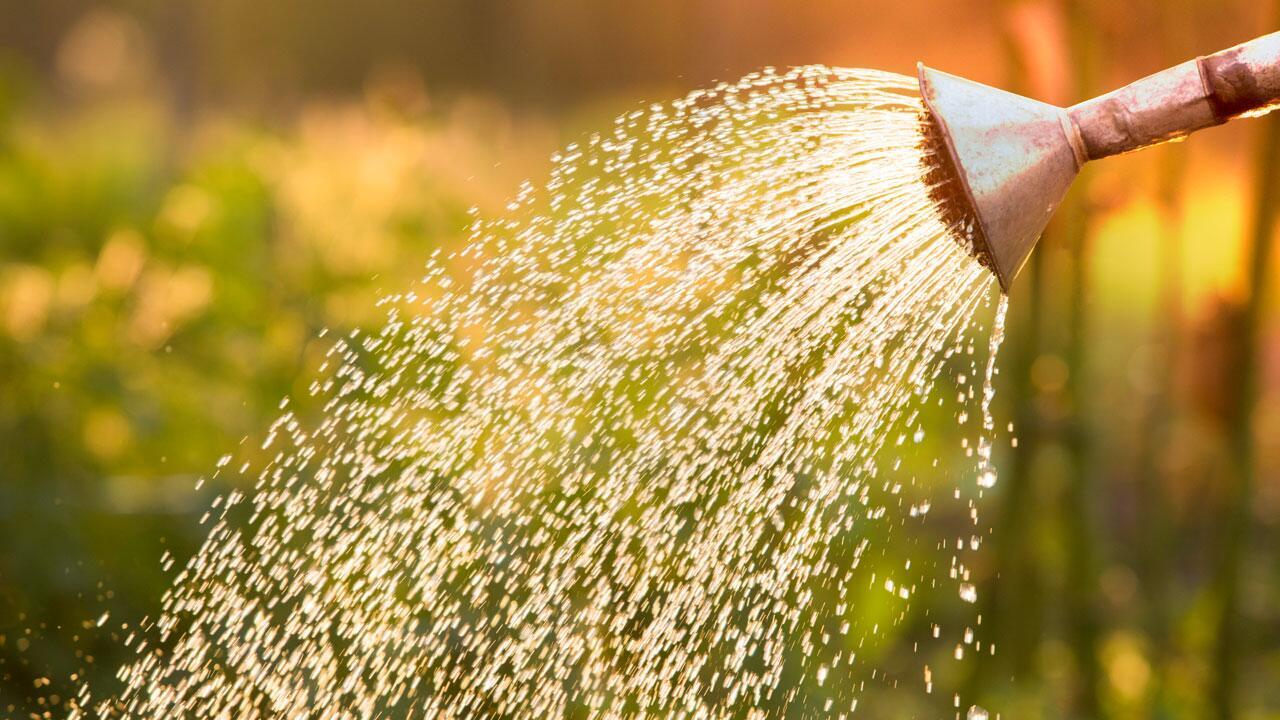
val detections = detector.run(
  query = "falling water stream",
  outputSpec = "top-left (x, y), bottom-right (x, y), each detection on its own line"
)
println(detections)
top-left (73, 67), bottom-right (1009, 718)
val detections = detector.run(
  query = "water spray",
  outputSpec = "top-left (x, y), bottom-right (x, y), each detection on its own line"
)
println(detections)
top-left (920, 31), bottom-right (1280, 290)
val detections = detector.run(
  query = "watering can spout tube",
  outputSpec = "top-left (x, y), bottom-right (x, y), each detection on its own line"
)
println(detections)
top-left (1068, 32), bottom-right (1280, 161)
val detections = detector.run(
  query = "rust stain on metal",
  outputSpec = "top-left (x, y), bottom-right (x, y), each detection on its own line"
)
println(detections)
top-left (919, 31), bottom-right (1280, 290)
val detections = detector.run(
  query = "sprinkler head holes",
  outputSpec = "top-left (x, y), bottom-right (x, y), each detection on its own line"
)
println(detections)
top-left (919, 64), bottom-right (1082, 291)
top-left (919, 30), bottom-right (1280, 291)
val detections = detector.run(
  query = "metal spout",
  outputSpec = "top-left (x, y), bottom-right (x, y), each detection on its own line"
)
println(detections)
top-left (920, 31), bottom-right (1280, 290)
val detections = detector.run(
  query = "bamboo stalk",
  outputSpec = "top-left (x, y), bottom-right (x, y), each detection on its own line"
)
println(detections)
top-left (1210, 29), bottom-right (1280, 719)
top-left (1136, 141), bottom-right (1187, 720)
top-left (1060, 0), bottom-right (1103, 716)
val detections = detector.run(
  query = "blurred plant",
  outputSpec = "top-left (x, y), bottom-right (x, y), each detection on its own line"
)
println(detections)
top-left (1210, 51), bottom-right (1280, 720)
top-left (0, 39), bottom-right (555, 710)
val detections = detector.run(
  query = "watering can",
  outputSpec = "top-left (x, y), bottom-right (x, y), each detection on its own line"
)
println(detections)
top-left (919, 31), bottom-right (1280, 290)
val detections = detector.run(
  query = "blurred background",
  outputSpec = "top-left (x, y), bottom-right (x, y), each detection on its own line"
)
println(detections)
top-left (0, 1), bottom-right (1278, 717)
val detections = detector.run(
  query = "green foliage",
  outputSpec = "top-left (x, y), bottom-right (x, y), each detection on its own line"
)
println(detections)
top-left (0, 80), bottom-right (496, 711)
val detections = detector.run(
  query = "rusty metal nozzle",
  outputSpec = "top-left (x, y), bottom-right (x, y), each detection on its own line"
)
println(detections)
top-left (920, 31), bottom-right (1280, 291)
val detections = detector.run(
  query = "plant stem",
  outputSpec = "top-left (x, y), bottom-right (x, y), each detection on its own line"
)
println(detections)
top-left (1061, 0), bottom-right (1103, 716)
top-left (1136, 144), bottom-right (1187, 720)
top-left (1210, 67), bottom-right (1280, 720)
